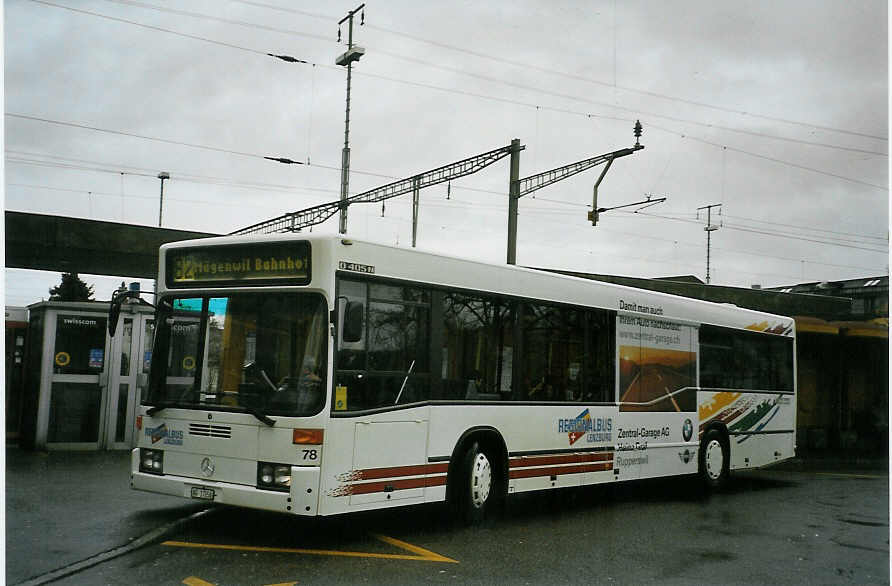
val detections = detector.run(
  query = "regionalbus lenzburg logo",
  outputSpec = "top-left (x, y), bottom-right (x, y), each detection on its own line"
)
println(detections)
top-left (558, 409), bottom-right (613, 445)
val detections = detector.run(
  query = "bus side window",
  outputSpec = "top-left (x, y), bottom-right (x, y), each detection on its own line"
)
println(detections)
top-left (334, 279), bottom-right (431, 410)
top-left (586, 309), bottom-right (614, 403)
top-left (441, 293), bottom-right (514, 402)
top-left (522, 302), bottom-right (581, 403)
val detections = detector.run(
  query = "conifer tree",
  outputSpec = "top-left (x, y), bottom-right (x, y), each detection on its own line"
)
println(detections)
top-left (48, 272), bottom-right (94, 301)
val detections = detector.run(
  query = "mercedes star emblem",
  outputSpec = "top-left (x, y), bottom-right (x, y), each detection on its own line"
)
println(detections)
top-left (200, 457), bottom-right (215, 477)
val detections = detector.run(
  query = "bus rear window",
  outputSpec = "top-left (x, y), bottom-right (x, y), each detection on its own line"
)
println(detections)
top-left (700, 325), bottom-right (794, 392)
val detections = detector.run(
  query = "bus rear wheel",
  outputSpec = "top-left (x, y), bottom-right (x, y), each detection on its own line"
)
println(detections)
top-left (699, 428), bottom-right (729, 491)
top-left (457, 441), bottom-right (497, 524)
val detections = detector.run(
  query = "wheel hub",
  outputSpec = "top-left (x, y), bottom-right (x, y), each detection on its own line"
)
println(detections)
top-left (704, 438), bottom-right (724, 480)
top-left (470, 452), bottom-right (492, 508)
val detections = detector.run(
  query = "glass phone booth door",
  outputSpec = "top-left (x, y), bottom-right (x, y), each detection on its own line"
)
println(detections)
top-left (43, 311), bottom-right (110, 449)
top-left (106, 313), bottom-right (154, 449)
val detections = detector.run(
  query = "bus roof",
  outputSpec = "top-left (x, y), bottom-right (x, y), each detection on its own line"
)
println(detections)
top-left (160, 233), bottom-right (795, 337)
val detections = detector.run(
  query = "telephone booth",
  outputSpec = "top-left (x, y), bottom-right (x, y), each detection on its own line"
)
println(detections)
top-left (21, 300), bottom-right (156, 450)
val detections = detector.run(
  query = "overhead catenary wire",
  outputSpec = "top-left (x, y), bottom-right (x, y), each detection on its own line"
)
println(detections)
top-left (5, 150), bottom-right (510, 201)
top-left (370, 205), bottom-right (881, 283)
top-left (31, 0), bottom-right (889, 174)
top-left (343, 188), bottom-right (891, 274)
top-left (630, 208), bottom-right (888, 251)
top-left (9, 146), bottom-right (888, 256)
top-left (11, 149), bottom-right (877, 256)
top-left (8, 176), bottom-right (886, 277)
top-left (7, 150), bottom-right (336, 194)
top-left (723, 213), bottom-right (888, 242)
top-left (524, 201), bottom-right (888, 259)
top-left (632, 211), bottom-right (888, 254)
top-left (5, 112), bottom-right (302, 163)
top-left (646, 122), bottom-right (888, 191)
top-left (7, 182), bottom-right (291, 212)
top-left (28, 0), bottom-right (888, 191)
top-left (514, 215), bottom-right (887, 280)
top-left (725, 219), bottom-right (886, 247)
top-left (366, 27), bottom-right (888, 144)
top-left (100, 0), bottom-right (888, 157)
top-left (101, 0), bottom-right (331, 42)
top-left (225, 0), bottom-right (886, 143)
top-left (722, 224), bottom-right (887, 253)
top-left (31, 0), bottom-right (272, 56)
top-left (364, 51), bottom-right (888, 157)
top-left (320, 72), bottom-right (890, 191)
top-left (526, 193), bottom-right (889, 245)
top-left (532, 191), bottom-right (888, 247)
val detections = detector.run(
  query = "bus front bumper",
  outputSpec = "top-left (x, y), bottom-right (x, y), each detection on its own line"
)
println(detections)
top-left (130, 451), bottom-right (321, 515)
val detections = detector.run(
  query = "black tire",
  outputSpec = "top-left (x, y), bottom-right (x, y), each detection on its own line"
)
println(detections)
top-left (699, 428), bottom-right (730, 491)
top-left (456, 441), bottom-right (497, 524)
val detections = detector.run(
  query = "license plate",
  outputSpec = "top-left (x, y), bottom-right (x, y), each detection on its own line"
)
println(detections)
top-left (190, 486), bottom-right (215, 500)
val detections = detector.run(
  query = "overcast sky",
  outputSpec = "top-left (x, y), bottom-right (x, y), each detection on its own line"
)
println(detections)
top-left (4, 0), bottom-right (889, 306)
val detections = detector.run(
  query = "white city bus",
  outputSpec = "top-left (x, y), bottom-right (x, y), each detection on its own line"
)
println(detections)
top-left (121, 234), bottom-right (796, 521)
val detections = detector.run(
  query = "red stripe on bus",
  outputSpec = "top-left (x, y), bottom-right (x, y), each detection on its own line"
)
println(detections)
top-left (353, 462), bottom-right (450, 481)
top-left (508, 452), bottom-right (612, 468)
top-left (348, 475), bottom-right (448, 495)
top-left (508, 462), bottom-right (613, 479)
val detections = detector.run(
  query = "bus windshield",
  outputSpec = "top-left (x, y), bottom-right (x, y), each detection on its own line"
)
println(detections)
top-left (146, 292), bottom-right (328, 417)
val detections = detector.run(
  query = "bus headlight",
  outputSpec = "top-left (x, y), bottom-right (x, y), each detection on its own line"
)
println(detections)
top-left (139, 449), bottom-right (164, 475)
top-left (257, 462), bottom-right (291, 492)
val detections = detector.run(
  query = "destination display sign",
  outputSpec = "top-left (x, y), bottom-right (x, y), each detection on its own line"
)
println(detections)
top-left (166, 242), bottom-right (311, 287)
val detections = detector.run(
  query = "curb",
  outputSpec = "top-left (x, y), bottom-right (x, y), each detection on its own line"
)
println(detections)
top-left (15, 508), bottom-right (214, 586)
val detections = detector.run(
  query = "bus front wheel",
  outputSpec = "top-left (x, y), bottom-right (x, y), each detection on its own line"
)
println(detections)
top-left (458, 441), bottom-right (496, 524)
top-left (699, 428), bottom-right (729, 491)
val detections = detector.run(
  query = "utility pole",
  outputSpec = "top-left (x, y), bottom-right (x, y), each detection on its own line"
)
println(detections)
top-left (506, 138), bottom-right (523, 265)
top-left (336, 4), bottom-right (366, 235)
top-left (157, 171), bottom-right (170, 227)
top-left (411, 176), bottom-right (420, 247)
top-left (697, 203), bottom-right (722, 284)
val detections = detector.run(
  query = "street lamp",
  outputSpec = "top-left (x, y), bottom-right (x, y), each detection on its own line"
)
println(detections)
top-left (157, 171), bottom-right (170, 227)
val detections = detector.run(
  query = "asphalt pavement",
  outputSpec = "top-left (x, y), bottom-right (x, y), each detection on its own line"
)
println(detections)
top-left (5, 448), bottom-right (207, 586)
top-left (5, 447), bottom-right (887, 585)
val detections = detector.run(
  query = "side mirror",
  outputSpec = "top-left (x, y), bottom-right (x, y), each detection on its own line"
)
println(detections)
top-left (108, 289), bottom-right (137, 336)
top-left (342, 301), bottom-right (364, 343)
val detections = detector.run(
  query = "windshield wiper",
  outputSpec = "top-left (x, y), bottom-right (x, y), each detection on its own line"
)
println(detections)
top-left (146, 402), bottom-right (173, 416)
top-left (148, 401), bottom-right (274, 426)
top-left (246, 408), bottom-right (276, 427)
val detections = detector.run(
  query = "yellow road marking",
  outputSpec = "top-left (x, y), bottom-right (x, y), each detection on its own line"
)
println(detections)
top-left (183, 577), bottom-right (215, 586)
top-left (371, 533), bottom-right (458, 563)
top-left (185, 578), bottom-right (295, 586)
top-left (815, 472), bottom-right (887, 480)
top-left (163, 533), bottom-right (458, 564)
